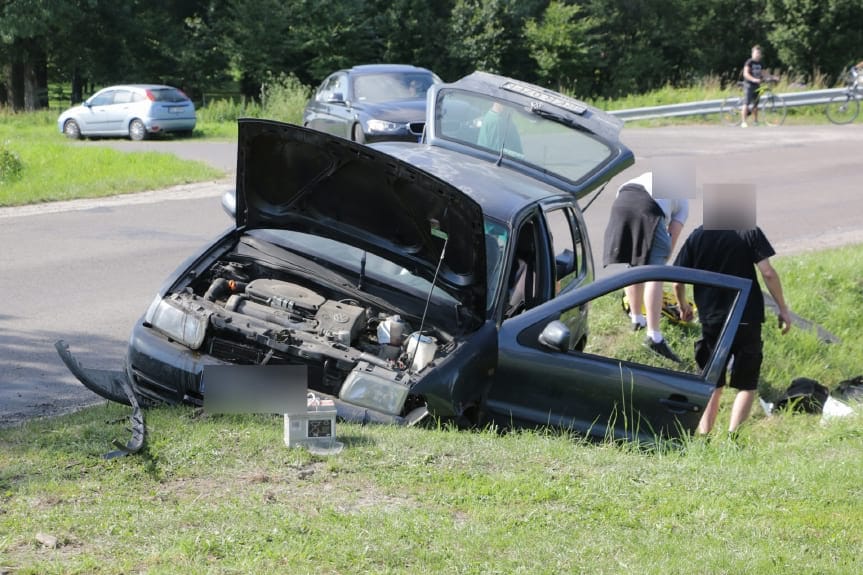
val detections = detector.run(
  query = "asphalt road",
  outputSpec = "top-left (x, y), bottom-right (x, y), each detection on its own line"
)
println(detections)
top-left (2, 124), bottom-right (862, 425)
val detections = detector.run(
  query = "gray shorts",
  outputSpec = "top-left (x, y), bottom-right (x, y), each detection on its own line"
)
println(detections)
top-left (647, 222), bottom-right (671, 265)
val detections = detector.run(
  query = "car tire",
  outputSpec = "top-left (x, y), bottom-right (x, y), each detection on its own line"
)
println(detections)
top-left (352, 123), bottom-right (366, 144)
top-left (63, 119), bottom-right (81, 140)
top-left (128, 119), bottom-right (147, 141)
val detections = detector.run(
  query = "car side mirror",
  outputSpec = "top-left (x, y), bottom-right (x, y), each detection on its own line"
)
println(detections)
top-left (83, 100), bottom-right (92, 107)
top-left (555, 249), bottom-right (575, 280)
top-left (538, 320), bottom-right (570, 353)
top-left (327, 93), bottom-right (345, 104)
top-left (220, 189), bottom-right (236, 219)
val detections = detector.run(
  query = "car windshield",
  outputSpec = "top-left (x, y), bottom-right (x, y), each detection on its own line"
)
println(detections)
top-left (434, 90), bottom-right (614, 184)
top-left (248, 229), bottom-right (462, 306)
top-left (484, 218), bottom-right (508, 314)
top-left (352, 72), bottom-right (438, 103)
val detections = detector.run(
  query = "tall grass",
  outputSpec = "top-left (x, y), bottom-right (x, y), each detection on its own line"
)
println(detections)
top-left (581, 73), bottom-right (836, 126)
top-left (196, 74), bottom-right (312, 139)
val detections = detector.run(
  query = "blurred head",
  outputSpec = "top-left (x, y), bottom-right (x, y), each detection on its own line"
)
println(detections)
top-left (703, 183), bottom-right (756, 230)
top-left (752, 45), bottom-right (762, 61)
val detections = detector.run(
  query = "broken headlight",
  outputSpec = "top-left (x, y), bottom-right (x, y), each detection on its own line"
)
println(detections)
top-left (146, 295), bottom-right (210, 350)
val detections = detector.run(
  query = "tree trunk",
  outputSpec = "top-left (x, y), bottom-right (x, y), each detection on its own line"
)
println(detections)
top-left (35, 52), bottom-right (48, 109)
top-left (71, 68), bottom-right (84, 105)
top-left (8, 62), bottom-right (26, 111)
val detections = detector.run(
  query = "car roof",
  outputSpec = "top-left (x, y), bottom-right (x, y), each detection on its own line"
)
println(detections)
top-left (372, 142), bottom-right (574, 224)
top-left (96, 84), bottom-right (182, 92)
top-left (345, 64), bottom-right (434, 75)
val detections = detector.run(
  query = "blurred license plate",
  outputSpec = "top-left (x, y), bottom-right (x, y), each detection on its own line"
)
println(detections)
top-left (168, 106), bottom-right (184, 113)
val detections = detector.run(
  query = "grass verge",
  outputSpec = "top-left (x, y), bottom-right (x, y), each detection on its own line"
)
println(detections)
top-left (1, 244), bottom-right (862, 574)
top-left (0, 112), bottom-right (224, 207)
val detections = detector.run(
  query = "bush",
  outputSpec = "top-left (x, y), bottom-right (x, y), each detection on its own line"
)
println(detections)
top-left (197, 97), bottom-right (262, 124)
top-left (260, 73), bottom-right (312, 124)
top-left (0, 142), bottom-right (23, 183)
top-left (197, 74), bottom-right (311, 127)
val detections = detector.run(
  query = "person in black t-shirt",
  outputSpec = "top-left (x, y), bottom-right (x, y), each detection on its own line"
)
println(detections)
top-left (741, 45), bottom-right (764, 127)
top-left (672, 226), bottom-right (792, 436)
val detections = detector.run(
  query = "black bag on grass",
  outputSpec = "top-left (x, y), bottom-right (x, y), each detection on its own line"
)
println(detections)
top-left (834, 375), bottom-right (863, 403)
top-left (774, 378), bottom-right (829, 414)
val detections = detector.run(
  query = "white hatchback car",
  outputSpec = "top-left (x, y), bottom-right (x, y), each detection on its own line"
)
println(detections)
top-left (57, 84), bottom-right (196, 140)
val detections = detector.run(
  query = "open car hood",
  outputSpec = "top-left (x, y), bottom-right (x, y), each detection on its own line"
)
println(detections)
top-left (235, 119), bottom-right (487, 319)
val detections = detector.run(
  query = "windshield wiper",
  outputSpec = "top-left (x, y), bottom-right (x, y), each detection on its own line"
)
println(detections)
top-left (530, 106), bottom-right (585, 131)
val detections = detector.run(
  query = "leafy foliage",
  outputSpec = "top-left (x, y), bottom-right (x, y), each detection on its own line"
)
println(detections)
top-left (1, 0), bottom-right (860, 109)
top-left (523, 1), bottom-right (595, 91)
top-left (0, 141), bottom-right (23, 183)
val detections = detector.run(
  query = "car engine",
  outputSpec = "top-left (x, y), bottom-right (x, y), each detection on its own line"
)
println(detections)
top-left (147, 260), bottom-right (453, 416)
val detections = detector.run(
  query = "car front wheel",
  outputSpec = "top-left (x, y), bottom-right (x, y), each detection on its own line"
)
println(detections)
top-left (128, 119), bottom-right (147, 141)
top-left (63, 119), bottom-right (81, 139)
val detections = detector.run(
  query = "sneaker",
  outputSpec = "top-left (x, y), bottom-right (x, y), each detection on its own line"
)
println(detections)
top-left (644, 337), bottom-right (682, 363)
top-left (740, 121), bottom-right (748, 128)
top-left (631, 322), bottom-right (645, 332)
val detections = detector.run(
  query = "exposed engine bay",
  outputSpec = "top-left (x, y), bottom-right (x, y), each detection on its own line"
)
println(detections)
top-left (144, 250), bottom-right (456, 417)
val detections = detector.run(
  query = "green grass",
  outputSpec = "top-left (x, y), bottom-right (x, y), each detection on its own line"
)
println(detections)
top-left (2, 244), bottom-right (862, 574)
top-left (586, 75), bottom-right (851, 127)
top-left (0, 111), bottom-right (224, 207)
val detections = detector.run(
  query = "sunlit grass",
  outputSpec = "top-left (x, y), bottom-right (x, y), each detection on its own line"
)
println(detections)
top-left (0, 110), bottom-right (223, 207)
top-left (1, 244), bottom-right (862, 573)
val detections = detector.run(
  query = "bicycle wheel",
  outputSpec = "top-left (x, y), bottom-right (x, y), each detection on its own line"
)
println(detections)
top-left (825, 93), bottom-right (859, 124)
top-left (760, 93), bottom-right (786, 126)
top-left (719, 96), bottom-right (743, 126)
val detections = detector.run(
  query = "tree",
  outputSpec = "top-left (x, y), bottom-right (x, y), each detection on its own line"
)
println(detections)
top-left (366, 0), bottom-right (455, 80)
top-left (446, 0), bottom-right (543, 81)
top-left (0, 0), bottom-right (56, 110)
top-left (524, 1), bottom-right (595, 91)
top-left (766, 0), bottom-right (863, 83)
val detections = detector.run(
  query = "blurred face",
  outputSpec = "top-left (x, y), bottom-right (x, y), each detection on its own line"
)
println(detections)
top-left (752, 48), bottom-right (762, 61)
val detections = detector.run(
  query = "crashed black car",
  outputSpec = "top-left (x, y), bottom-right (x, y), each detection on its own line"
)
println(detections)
top-left (58, 72), bottom-right (752, 450)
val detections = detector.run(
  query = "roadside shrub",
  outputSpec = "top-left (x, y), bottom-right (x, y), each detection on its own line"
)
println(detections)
top-left (260, 73), bottom-right (311, 124)
top-left (0, 141), bottom-right (23, 183)
top-left (197, 97), bottom-right (262, 124)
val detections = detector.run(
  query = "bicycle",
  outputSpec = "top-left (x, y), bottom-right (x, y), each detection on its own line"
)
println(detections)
top-left (720, 77), bottom-right (786, 127)
top-left (825, 65), bottom-right (861, 124)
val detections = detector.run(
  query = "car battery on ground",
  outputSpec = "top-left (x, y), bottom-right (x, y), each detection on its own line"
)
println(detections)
top-left (284, 393), bottom-right (343, 454)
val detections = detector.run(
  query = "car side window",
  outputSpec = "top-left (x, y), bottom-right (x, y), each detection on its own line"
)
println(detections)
top-left (544, 207), bottom-right (583, 293)
top-left (550, 279), bottom-right (740, 376)
top-left (317, 75), bottom-right (344, 102)
top-left (90, 91), bottom-right (114, 106)
top-left (113, 90), bottom-right (133, 104)
top-left (504, 215), bottom-right (551, 319)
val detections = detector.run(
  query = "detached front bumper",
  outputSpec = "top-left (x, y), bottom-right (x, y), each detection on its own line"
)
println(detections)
top-left (55, 340), bottom-right (145, 458)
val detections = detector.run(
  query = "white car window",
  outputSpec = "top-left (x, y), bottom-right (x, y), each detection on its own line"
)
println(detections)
top-left (90, 91), bottom-right (114, 106)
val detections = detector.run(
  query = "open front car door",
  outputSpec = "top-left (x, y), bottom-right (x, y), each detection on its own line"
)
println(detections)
top-left (489, 266), bottom-right (752, 442)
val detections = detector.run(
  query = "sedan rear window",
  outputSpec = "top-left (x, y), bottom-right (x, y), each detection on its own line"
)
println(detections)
top-left (148, 88), bottom-right (188, 103)
top-left (435, 90), bottom-right (613, 184)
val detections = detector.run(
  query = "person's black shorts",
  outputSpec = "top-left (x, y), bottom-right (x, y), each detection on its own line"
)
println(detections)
top-left (744, 85), bottom-right (760, 108)
top-left (694, 322), bottom-right (763, 391)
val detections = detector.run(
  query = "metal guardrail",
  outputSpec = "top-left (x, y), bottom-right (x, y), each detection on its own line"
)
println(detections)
top-left (608, 88), bottom-right (849, 121)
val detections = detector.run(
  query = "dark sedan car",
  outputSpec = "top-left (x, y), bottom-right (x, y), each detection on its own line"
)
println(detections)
top-left (302, 64), bottom-right (442, 143)
top-left (58, 72), bottom-right (751, 452)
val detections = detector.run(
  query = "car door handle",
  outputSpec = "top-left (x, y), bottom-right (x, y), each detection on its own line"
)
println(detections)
top-left (659, 397), bottom-right (701, 414)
